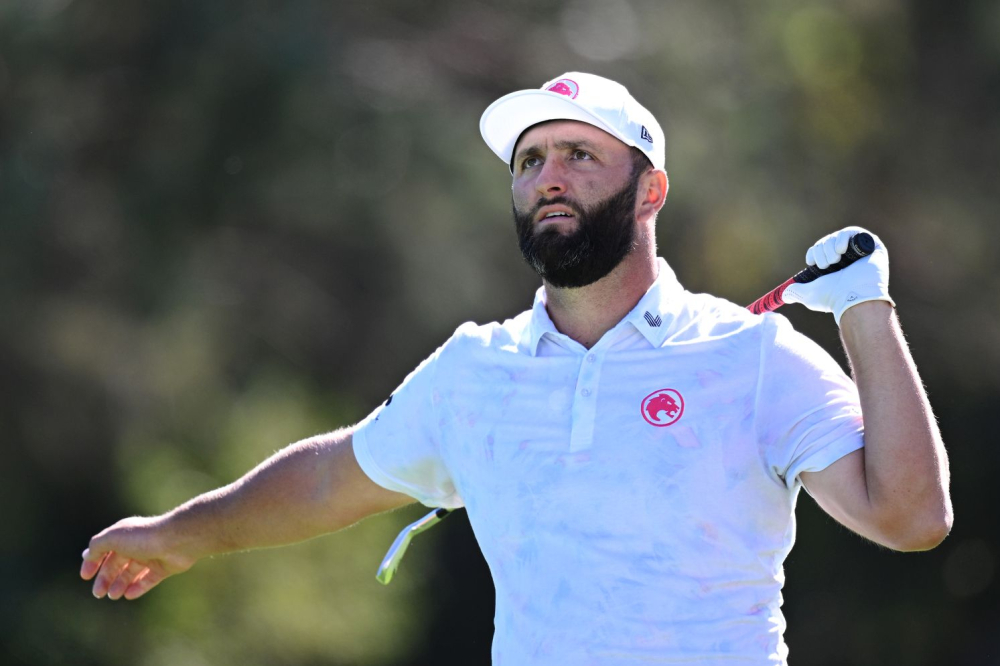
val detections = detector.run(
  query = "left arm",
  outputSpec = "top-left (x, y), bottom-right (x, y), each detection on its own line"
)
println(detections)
top-left (782, 227), bottom-right (953, 551)
top-left (801, 301), bottom-right (953, 551)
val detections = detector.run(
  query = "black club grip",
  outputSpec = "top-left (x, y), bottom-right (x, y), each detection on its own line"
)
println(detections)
top-left (793, 232), bottom-right (876, 284)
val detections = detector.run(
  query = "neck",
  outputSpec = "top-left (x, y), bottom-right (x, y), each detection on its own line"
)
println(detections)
top-left (543, 248), bottom-right (658, 349)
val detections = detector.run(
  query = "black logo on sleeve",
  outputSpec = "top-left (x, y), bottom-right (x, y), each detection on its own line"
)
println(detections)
top-left (373, 393), bottom-right (394, 423)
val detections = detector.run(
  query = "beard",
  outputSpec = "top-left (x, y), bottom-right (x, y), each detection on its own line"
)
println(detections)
top-left (513, 174), bottom-right (640, 289)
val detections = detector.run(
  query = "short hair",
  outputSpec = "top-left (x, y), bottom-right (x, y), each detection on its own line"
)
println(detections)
top-left (629, 146), bottom-right (653, 178)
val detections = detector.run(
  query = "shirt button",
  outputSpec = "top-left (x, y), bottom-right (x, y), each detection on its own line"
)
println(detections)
top-left (586, 354), bottom-right (596, 363)
top-left (581, 388), bottom-right (591, 397)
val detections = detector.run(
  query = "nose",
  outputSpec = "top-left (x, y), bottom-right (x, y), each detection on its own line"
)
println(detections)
top-left (534, 157), bottom-right (568, 197)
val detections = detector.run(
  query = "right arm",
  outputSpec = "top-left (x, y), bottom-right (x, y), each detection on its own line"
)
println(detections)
top-left (80, 427), bottom-right (414, 600)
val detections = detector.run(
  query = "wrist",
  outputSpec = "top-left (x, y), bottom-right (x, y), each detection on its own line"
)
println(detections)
top-left (839, 299), bottom-right (895, 342)
top-left (163, 497), bottom-right (227, 561)
top-left (836, 293), bottom-right (895, 327)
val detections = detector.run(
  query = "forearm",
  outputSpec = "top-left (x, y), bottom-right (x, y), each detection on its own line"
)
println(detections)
top-left (839, 302), bottom-right (953, 548)
top-left (162, 428), bottom-right (375, 559)
top-left (82, 426), bottom-right (412, 599)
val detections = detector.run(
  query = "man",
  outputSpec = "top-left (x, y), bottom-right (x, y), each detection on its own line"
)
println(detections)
top-left (82, 73), bottom-right (952, 664)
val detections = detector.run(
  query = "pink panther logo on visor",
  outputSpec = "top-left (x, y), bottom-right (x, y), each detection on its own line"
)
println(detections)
top-left (546, 79), bottom-right (579, 99)
top-left (641, 388), bottom-right (685, 427)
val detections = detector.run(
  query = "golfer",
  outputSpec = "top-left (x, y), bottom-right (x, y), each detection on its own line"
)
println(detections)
top-left (82, 72), bottom-right (952, 664)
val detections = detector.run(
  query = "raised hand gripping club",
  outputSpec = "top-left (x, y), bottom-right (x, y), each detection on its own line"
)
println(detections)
top-left (376, 232), bottom-right (875, 584)
top-left (746, 232), bottom-right (875, 315)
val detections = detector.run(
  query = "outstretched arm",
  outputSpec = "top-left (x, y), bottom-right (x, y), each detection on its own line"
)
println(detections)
top-left (80, 428), bottom-right (414, 600)
top-left (784, 228), bottom-right (952, 551)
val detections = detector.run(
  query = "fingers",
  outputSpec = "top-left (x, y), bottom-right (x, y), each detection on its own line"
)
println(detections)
top-left (805, 245), bottom-right (818, 268)
top-left (806, 227), bottom-right (873, 270)
top-left (107, 560), bottom-right (148, 600)
top-left (806, 235), bottom-right (838, 270)
top-left (90, 552), bottom-right (131, 599)
top-left (820, 237), bottom-right (841, 269)
top-left (834, 230), bottom-right (851, 256)
top-left (81, 524), bottom-right (120, 580)
top-left (124, 568), bottom-right (165, 600)
top-left (84, 550), bottom-right (168, 600)
top-left (80, 548), bottom-right (108, 581)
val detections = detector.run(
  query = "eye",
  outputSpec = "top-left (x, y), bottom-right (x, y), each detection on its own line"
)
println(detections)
top-left (521, 156), bottom-right (542, 170)
top-left (571, 149), bottom-right (594, 161)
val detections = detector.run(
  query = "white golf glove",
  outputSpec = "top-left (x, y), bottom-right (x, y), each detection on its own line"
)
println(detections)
top-left (782, 226), bottom-right (895, 326)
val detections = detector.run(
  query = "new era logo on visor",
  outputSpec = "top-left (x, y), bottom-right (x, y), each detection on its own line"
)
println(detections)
top-left (640, 126), bottom-right (653, 144)
top-left (546, 78), bottom-right (579, 99)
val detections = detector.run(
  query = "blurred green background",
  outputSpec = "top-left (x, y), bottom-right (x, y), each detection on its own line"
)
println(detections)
top-left (1, 0), bottom-right (997, 664)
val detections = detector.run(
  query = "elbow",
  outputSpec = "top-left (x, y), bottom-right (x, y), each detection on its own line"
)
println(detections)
top-left (882, 507), bottom-right (954, 552)
top-left (891, 523), bottom-right (951, 552)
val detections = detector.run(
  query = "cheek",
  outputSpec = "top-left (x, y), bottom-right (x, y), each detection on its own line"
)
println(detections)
top-left (580, 178), bottom-right (606, 198)
top-left (512, 182), bottom-right (535, 211)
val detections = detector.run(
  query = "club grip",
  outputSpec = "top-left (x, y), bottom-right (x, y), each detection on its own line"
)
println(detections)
top-left (793, 232), bottom-right (875, 284)
top-left (746, 232), bottom-right (875, 315)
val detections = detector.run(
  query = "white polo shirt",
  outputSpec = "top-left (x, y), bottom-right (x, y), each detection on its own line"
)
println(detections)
top-left (353, 258), bottom-right (864, 665)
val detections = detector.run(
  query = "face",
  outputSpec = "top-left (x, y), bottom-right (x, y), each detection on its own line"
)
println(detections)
top-left (510, 121), bottom-right (647, 289)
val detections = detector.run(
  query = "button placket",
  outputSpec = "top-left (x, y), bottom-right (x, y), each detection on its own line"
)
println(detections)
top-left (569, 350), bottom-right (603, 452)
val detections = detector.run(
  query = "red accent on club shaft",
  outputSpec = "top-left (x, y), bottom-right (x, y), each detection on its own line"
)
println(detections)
top-left (746, 277), bottom-right (796, 315)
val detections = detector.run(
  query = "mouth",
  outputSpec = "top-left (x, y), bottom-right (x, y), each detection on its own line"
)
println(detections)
top-left (534, 205), bottom-right (578, 228)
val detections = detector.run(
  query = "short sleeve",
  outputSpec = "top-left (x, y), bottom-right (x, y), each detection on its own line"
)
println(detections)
top-left (755, 314), bottom-right (865, 488)
top-left (352, 341), bottom-right (464, 509)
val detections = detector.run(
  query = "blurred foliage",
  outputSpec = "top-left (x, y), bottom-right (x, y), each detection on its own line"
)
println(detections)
top-left (1, 0), bottom-right (998, 664)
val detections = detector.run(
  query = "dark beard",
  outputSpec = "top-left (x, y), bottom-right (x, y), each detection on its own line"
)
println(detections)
top-left (513, 174), bottom-right (640, 289)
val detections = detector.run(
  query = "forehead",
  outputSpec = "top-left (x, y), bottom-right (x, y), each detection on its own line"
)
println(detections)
top-left (514, 119), bottom-right (628, 155)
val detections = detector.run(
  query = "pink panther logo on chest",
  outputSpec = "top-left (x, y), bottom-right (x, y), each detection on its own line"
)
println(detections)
top-left (641, 388), bottom-right (685, 427)
top-left (546, 78), bottom-right (579, 99)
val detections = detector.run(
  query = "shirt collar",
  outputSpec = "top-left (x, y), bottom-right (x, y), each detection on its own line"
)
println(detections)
top-left (519, 286), bottom-right (559, 356)
top-left (622, 258), bottom-right (686, 347)
top-left (518, 258), bottom-right (686, 355)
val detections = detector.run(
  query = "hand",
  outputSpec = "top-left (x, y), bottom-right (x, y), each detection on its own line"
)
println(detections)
top-left (783, 226), bottom-right (895, 325)
top-left (80, 515), bottom-right (196, 600)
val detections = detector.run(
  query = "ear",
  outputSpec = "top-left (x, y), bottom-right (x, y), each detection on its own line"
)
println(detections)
top-left (636, 169), bottom-right (668, 223)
